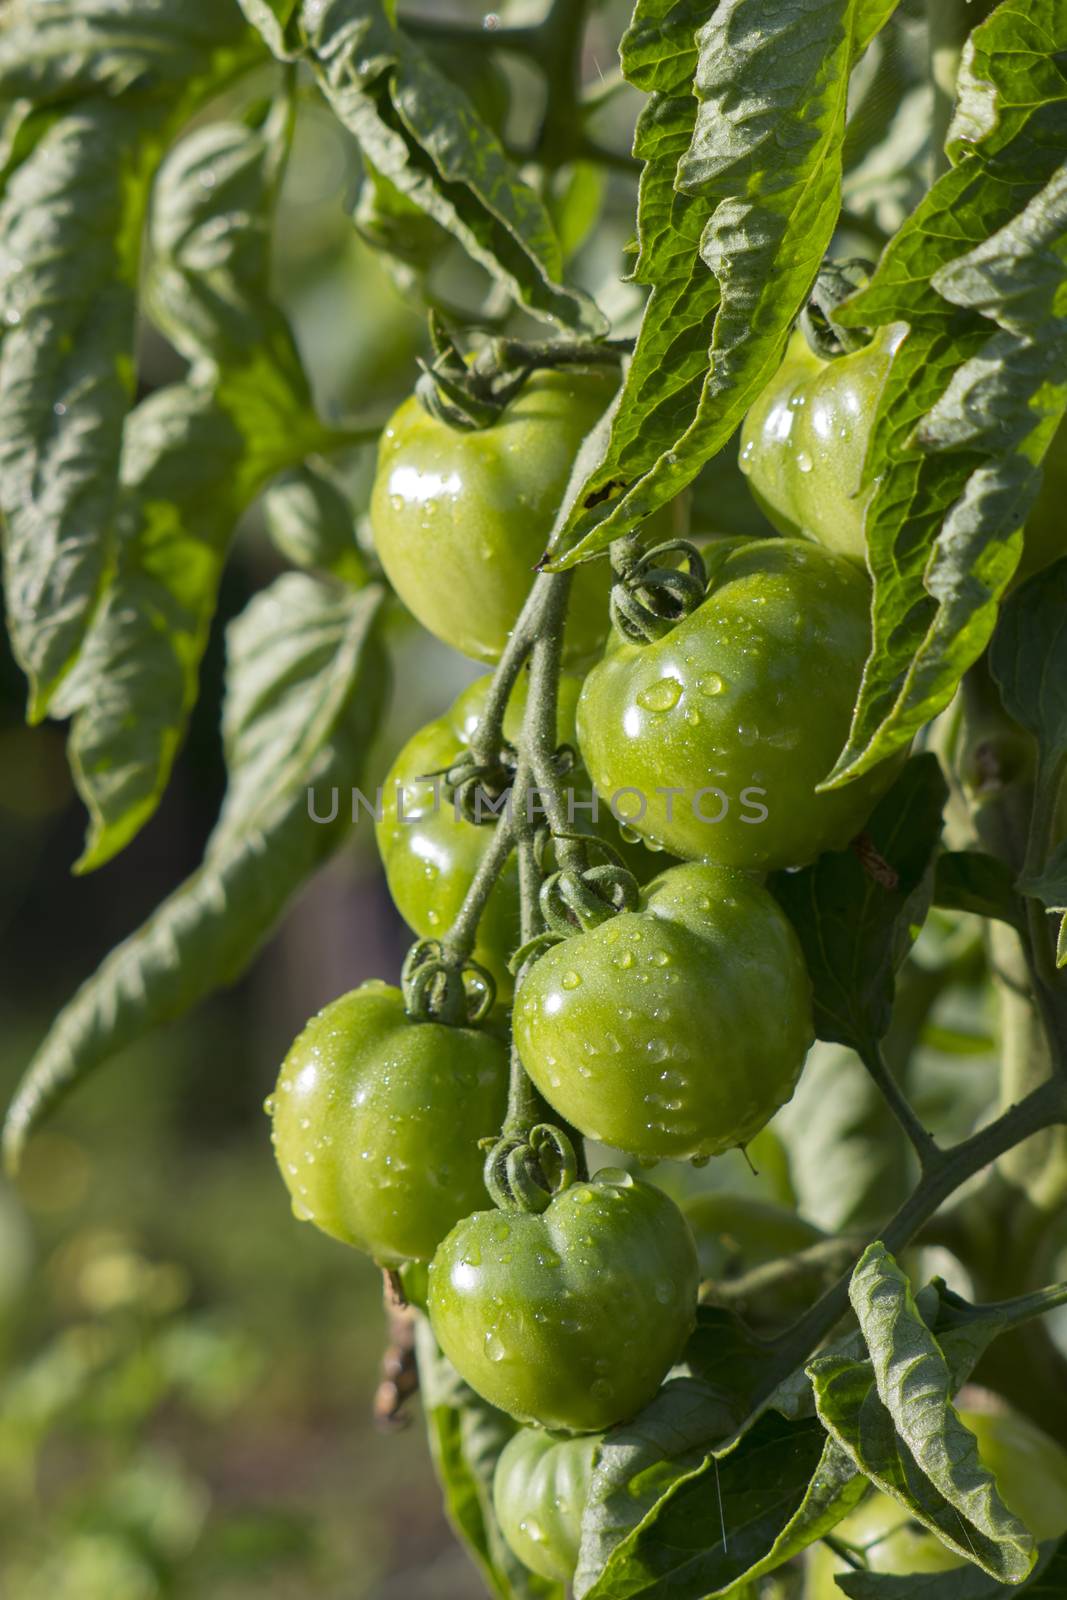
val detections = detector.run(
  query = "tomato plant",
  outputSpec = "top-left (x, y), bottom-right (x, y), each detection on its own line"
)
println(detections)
top-left (3, 2), bottom-right (1067, 1599)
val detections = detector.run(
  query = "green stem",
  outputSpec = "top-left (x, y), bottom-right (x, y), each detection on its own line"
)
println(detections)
top-left (858, 1038), bottom-right (940, 1173)
top-left (439, 809), bottom-right (517, 971)
top-left (523, 573), bottom-right (588, 874)
top-left (765, 1077), bottom-right (1067, 1389)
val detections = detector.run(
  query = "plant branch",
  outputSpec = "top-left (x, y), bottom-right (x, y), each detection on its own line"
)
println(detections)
top-left (764, 1077), bottom-right (1067, 1389)
top-left (440, 808), bottom-right (517, 971)
top-left (858, 1038), bottom-right (941, 1173)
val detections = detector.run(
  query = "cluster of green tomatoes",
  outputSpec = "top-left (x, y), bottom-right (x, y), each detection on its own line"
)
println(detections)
top-left (269, 327), bottom-right (1067, 1587)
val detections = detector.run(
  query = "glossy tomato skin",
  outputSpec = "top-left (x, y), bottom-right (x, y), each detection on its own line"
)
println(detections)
top-left (493, 1428), bottom-right (599, 1583)
top-left (376, 673), bottom-right (662, 999)
top-left (742, 331), bottom-right (1067, 582)
top-left (739, 327), bottom-right (904, 560)
top-left (514, 863), bottom-right (813, 1163)
top-left (371, 369), bottom-right (620, 665)
top-left (805, 1397), bottom-right (1067, 1594)
top-left (270, 982), bottom-right (507, 1266)
top-left (577, 539), bottom-right (894, 870)
top-left (427, 1168), bottom-right (699, 1432)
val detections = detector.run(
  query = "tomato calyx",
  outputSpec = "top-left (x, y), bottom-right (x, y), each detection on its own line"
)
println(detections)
top-left (401, 938), bottom-right (497, 1026)
top-left (483, 1122), bottom-right (578, 1214)
top-left (414, 311), bottom-right (628, 431)
top-left (797, 255), bottom-right (874, 360)
top-left (609, 537), bottom-right (708, 643)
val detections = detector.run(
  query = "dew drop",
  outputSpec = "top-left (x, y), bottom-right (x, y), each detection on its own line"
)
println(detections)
top-left (684, 707), bottom-right (701, 726)
top-left (796, 450), bottom-right (814, 474)
top-left (636, 676), bottom-right (683, 713)
top-left (522, 1516), bottom-right (546, 1544)
top-left (262, 1094), bottom-right (276, 1117)
top-left (613, 949), bottom-right (635, 969)
top-left (484, 1330), bottom-right (507, 1363)
top-left (699, 673), bottom-right (726, 697)
top-left (561, 970), bottom-right (582, 991)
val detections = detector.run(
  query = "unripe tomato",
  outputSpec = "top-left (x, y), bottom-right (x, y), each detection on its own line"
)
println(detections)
top-left (370, 369), bottom-right (620, 665)
top-left (427, 1168), bottom-right (699, 1432)
top-left (376, 671), bottom-right (664, 999)
top-left (742, 329), bottom-right (1067, 582)
top-left (738, 327), bottom-right (904, 559)
top-left (514, 863), bottom-right (812, 1163)
top-left (270, 981), bottom-right (507, 1265)
top-left (576, 539), bottom-right (895, 869)
top-left (493, 1428), bottom-right (599, 1583)
top-left (684, 1193), bottom-right (825, 1323)
top-left (805, 1393), bottom-right (1067, 1594)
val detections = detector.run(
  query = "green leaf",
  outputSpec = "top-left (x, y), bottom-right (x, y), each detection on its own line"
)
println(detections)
top-left (0, 0), bottom-right (256, 103)
top-left (543, 0), bottom-right (901, 570)
top-left (933, 850), bottom-right (1024, 928)
top-left (990, 559), bottom-right (1067, 774)
top-left (836, 1537), bottom-right (1067, 1598)
top-left (263, 465), bottom-right (371, 586)
top-left (280, 0), bottom-right (601, 334)
top-left (1018, 840), bottom-right (1067, 968)
top-left (577, 1406), bottom-right (833, 1600)
top-left (823, 2), bottom-right (1067, 787)
top-left (0, 7), bottom-right (263, 719)
top-left (0, 99), bottom-right (167, 718)
top-left (52, 116), bottom-right (326, 870)
top-left (2, 574), bottom-right (390, 1172)
top-left (810, 1246), bottom-right (1037, 1585)
top-left (770, 755), bottom-right (947, 1054)
top-left (415, 1320), bottom-right (563, 1600)
top-left (775, 1043), bottom-right (912, 1234)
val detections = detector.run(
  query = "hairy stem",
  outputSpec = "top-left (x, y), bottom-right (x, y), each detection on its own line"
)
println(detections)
top-left (439, 809), bottom-right (517, 971)
top-left (858, 1038), bottom-right (940, 1173)
top-left (765, 1077), bottom-right (1067, 1390)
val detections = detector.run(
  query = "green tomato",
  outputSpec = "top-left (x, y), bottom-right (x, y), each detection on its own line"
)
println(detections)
top-left (806, 1396), bottom-right (1067, 1594)
top-left (742, 329), bottom-right (1067, 583)
top-left (576, 538), bottom-right (895, 870)
top-left (270, 981), bottom-right (507, 1265)
top-left (427, 1168), bottom-right (699, 1432)
top-left (738, 326), bottom-right (904, 559)
top-left (376, 671), bottom-right (664, 999)
top-left (493, 1428), bottom-right (599, 1583)
top-left (514, 863), bottom-right (813, 1163)
top-left (370, 369), bottom-right (620, 665)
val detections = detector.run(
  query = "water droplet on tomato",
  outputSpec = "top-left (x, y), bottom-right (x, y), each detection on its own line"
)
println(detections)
top-left (561, 970), bottom-right (582, 990)
top-left (637, 677), bottom-right (683, 712)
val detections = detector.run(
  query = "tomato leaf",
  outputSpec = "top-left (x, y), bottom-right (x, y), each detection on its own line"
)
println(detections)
top-left (1018, 842), bottom-right (1067, 969)
top-left (934, 850), bottom-right (1024, 929)
top-left (2, 575), bottom-right (390, 1172)
top-left (810, 1245), bottom-right (1038, 1585)
top-left (251, 0), bottom-right (602, 335)
top-left (543, 0), bottom-right (902, 570)
top-left (823, 1), bottom-right (1067, 787)
top-left (836, 1536), bottom-right (1067, 1598)
top-left (0, 0), bottom-right (259, 102)
top-left (770, 755), bottom-right (947, 1054)
top-left (577, 1405), bottom-right (832, 1600)
top-left (0, 3), bottom-right (258, 721)
top-left (263, 465), bottom-right (371, 586)
top-left (990, 559), bottom-right (1067, 772)
top-left (775, 1043), bottom-right (912, 1234)
top-left (48, 117), bottom-right (331, 872)
top-left (415, 1320), bottom-right (562, 1600)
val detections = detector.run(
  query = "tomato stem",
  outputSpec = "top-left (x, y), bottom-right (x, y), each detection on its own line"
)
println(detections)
top-left (857, 1039), bottom-right (940, 1173)
top-left (764, 1076), bottom-right (1067, 1395)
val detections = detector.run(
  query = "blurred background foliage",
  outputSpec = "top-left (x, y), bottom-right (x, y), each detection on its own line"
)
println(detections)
top-left (0, 0), bottom-right (1056, 1594)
